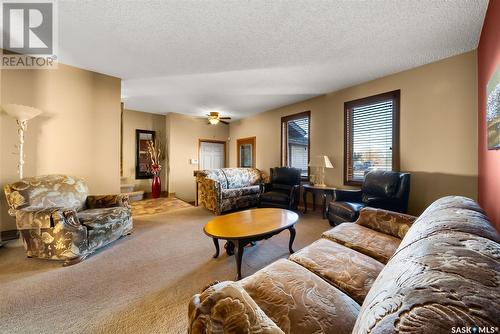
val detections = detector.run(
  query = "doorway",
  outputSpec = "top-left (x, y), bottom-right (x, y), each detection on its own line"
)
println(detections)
top-left (237, 137), bottom-right (256, 168)
top-left (199, 140), bottom-right (226, 170)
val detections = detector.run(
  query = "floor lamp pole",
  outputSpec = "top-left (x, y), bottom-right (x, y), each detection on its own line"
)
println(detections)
top-left (17, 120), bottom-right (28, 179)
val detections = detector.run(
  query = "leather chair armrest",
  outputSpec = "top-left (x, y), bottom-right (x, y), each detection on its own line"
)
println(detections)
top-left (356, 207), bottom-right (417, 239)
top-left (189, 281), bottom-right (284, 334)
top-left (289, 184), bottom-right (301, 209)
top-left (260, 183), bottom-right (273, 193)
top-left (334, 189), bottom-right (363, 202)
top-left (86, 194), bottom-right (130, 209)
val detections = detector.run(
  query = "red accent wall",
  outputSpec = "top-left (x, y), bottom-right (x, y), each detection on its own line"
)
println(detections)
top-left (478, 0), bottom-right (500, 230)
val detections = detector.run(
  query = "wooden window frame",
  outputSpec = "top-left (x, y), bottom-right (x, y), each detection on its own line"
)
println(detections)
top-left (280, 111), bottom-right (311, 180)
top-left (344, 90), bottom-right (400, 186)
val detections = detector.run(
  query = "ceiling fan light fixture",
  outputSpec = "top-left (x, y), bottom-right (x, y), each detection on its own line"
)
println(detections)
top-left (208, 117), bottom-right (220, 125)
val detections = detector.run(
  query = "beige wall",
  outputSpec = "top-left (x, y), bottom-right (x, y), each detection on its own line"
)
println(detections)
top-left (0, 64), bottom-right (121, 231)
top-left (229, 51), bottom-right (478, 215)
top-left (122, 109), bottom-right (167, 192)
top-left (166, 112), bottom-right (229, 202)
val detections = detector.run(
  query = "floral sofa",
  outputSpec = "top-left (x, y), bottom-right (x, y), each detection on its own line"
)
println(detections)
top-left (195, 168), bottom-right (266, 215)
top-left (4, 174), bottom-right (133, 265)
top-left (188, 196), bottom-right (500, 333)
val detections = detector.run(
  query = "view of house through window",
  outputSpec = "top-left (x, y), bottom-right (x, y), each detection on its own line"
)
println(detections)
top-left (281, 111), bottom-right (310, 177)
top-left (344, 91), bottom-right (400, 185)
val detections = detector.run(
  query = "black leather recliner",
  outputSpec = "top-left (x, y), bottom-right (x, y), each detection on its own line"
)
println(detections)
top-left (259, 167), bottom-right (302, 210)
top-left (326, 170), bottom-right (411, 226)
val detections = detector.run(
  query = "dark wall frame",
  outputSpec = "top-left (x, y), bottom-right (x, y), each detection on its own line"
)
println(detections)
top-left (135, 129), bottom-right (156, 179)
top-left (343, 90), bottom-right (400, 186)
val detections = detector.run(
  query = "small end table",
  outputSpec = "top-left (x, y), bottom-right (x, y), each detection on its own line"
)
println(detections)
top-left (302, 184), bottom-right (336, 218)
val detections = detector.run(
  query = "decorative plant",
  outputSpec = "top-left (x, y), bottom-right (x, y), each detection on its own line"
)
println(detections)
top-left (146, 139), bottom-right (164, 176)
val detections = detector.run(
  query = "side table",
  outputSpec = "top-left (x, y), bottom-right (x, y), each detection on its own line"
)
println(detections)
top-left (302, 184), bottom-right (336, 219)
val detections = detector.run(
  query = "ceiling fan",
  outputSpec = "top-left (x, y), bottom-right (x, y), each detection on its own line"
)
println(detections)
top-left (207, 111), bottom-right (231, 125)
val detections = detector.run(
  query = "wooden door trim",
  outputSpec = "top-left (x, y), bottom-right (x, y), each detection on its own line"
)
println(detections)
top-left (236, 136), bottom-right (256, 168)
top-left (198, 139), bottom-right (227, 169)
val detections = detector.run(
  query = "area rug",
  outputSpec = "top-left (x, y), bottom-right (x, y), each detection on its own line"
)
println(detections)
top-left (131, 197), bottom-right (192, 216)
top-left (0, 207), bottom-right (330, 334)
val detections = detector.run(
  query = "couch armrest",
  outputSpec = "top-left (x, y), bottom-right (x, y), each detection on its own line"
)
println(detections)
top-left (86, 194), bottom-right (130, 209)
top-left (15, 207), bottom-right (80, 230)
top-left (197, 177), bottom-right (222, 214)
top-left (334, 189), bottom-right (363, 202)
top-left (16, 209), bottom-right (88, 260)
top-left (189, 281), bottom-right (284, 334)
top-left (356, 207), bottom-right (417, 239)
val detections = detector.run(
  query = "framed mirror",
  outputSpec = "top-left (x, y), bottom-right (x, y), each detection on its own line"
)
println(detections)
top-left (237, 137), bottom-right (256, 168)
top-left (136, 129), bottom-right (155, 179)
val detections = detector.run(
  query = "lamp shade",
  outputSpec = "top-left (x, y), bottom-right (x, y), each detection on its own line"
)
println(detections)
top-left (2, 104), bottom-right (42, 122)
top-left (309, 155), bottom-right (333, 168)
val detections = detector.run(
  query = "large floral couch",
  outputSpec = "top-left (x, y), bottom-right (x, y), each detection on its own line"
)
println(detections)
top-left (4, 174), bottom-right (133, 265)
top-left (188, 196), bottom-right (500, 333)
top-left (195, 168), bottom-right (266, 215)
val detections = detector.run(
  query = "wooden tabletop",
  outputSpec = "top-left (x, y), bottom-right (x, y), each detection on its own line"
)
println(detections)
top-left (302, 184), bottom-right (337, 190)
top-left (204, 208), bottom-right (299, 240)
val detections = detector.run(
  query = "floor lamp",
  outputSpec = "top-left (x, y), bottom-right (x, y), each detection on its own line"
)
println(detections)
top-left (2, 104), bottom-right (42, 178)
top-left (2, 104), bottom-right (43, 247)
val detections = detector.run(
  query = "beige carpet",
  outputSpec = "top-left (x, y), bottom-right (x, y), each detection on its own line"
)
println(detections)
top-left (0, 207), bottom-right (330, 334)
top-left (131, 197), bottom-right (193, 216)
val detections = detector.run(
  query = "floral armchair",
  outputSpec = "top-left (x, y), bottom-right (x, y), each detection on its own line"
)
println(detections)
top-left (4, 174), bottom-right (133, 266)
top-left (195, 168), bottom-right (267, 215)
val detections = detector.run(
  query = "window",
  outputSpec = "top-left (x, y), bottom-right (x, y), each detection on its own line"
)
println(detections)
top-left (344, 90), bottom-right (400, 185)
top-left (281, 111), bottom-right (310, 178)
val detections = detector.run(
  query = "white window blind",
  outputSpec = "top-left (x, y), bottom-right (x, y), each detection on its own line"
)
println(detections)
top-left (345, 91), bottom-right (399, 184)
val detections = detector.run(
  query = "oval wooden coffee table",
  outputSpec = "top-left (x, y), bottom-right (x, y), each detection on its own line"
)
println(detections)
top-left (204, 208), bottom-right (299, 280)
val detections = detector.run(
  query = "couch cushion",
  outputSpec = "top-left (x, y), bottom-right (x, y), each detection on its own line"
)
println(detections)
top-left (201, 169), bottom-right (229, 189)
top-left (223, 168), bottom-right (262, 189)
top-left (328, 202), bottom-right (365, 221)
top-left (290, 238), bottom-right (384, 304)
top-left (260, 189), bottom-right (290, 204)
top-left (221, 185), bottom-right (260, 199)
top-left (240, 259), bottom-right (360, 334)
top-left (322, 223), bottom-right (400, 264)
top-left (4, 174), bottom-right (88, 212)
top-left (77, 207), bottom-right (130, 230)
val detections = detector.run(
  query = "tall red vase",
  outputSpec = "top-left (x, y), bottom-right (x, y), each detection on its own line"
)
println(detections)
top-left (152, 175), bottom-right (161, 198)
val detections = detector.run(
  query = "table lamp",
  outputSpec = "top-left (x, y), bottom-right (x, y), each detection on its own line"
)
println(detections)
top-left (2, 104), bottom-right (43, 179)
top-left (309, 155), bottom-right (333, 187)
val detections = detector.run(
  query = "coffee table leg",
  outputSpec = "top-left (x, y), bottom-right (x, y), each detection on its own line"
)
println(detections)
top-left (288, 226), bottom-right (296, 253)
top-left (236, 240), bottom-right (245, 280)
top-left (212, 238), bottom-right (219, 258)
top-left (225, 241), bottom-right (235, 256)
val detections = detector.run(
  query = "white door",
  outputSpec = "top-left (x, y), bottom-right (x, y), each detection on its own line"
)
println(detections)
top-left (199, 142), bottom-right (225, 170)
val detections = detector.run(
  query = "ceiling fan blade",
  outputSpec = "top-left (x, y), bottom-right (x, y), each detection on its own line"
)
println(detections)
top-left (219, 117), bottom-right (231, 119)
top-left (220, 120), bottom-right (230, 125)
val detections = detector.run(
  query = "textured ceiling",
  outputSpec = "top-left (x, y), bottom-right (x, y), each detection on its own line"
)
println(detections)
top-left (58, 0), bottom-right (488, 119)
